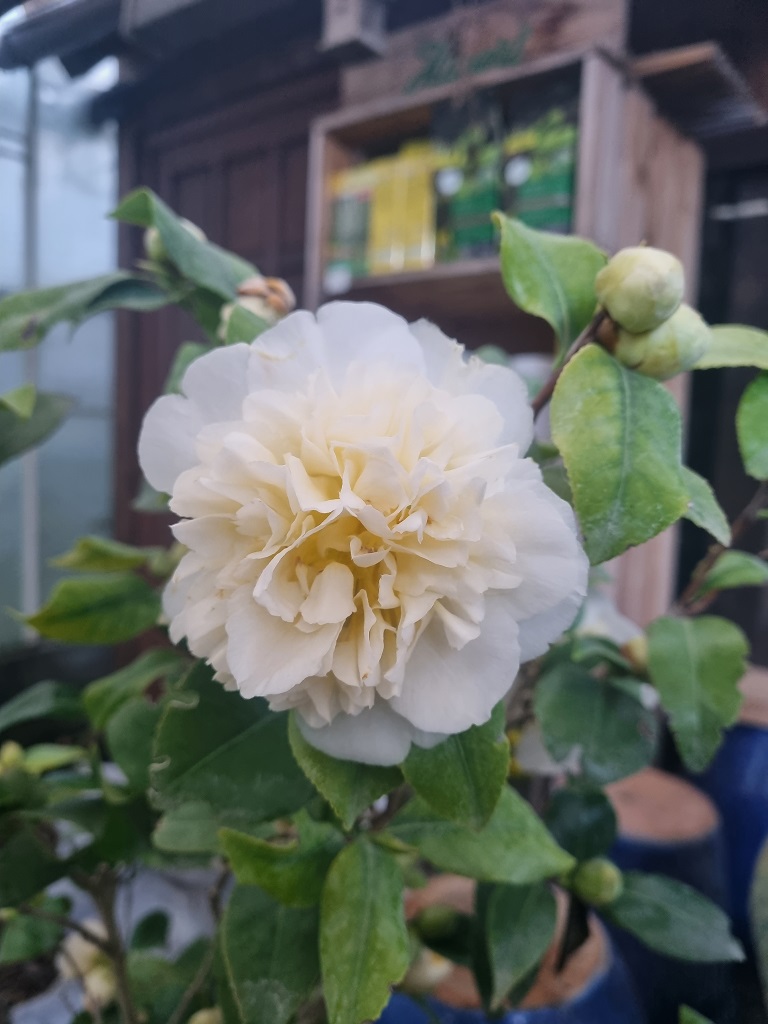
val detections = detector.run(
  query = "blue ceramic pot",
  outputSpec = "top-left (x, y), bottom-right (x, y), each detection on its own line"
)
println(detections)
top-left (377, 945), bottom-right (645, 1024)
top-left (694, 721), bottom-right (768, 944)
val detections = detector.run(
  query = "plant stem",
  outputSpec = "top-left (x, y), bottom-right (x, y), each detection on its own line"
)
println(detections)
top-left (674, 481), bottom-right (768, 616)
top-left (16, 903), bottom-right (112, 955)
top-left (91, 873), bottom-right (139, 1024)
top-left (530, 311), bottom-right (607, 419)
top-left (166, 864), bottom-right (230, 1024)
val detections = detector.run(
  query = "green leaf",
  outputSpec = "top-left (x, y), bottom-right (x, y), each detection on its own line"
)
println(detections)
top-left (680, 1008), bottom-right (715, 1024)
top-left (320, 840), bottom-right (409, 1024)
top-left (220, 885), bottom-right (319, 1024)
top-left (534, 663), bottom-right (658, 783)
top-left (287, 714), bottom-right (400, 831)
top-left (0, 820), bottom-right (65, 905)
top-left (152, 802), bottom-right (221, 854)
top-left (544, 786), bottom-right (617, 861)
top-left (224, 304), bottom-right (271, 345)
top-left (402, 704), bottom-right (509, 829)
top-left (107, 696), bottom-right (162, 792)
top-left (0, 391), bottom-right (74, 467)
top-left (0, 896), bottom-right (70, 964)
top-left (23, 744), bottom-right (86, 775)
top-left (113, 189), bottom-right (257, 300)
top-left (128, 940), bottom-right (209, 1024)
top-left (494, 213), bottom-right (606, 352)
top-left (152, 665), bottom-right (313, 826)
top-left (648, 616), bottom-right (748, 772)
top-left (737, 372), bottom-right (768, 479)
top-left (220, 814), bottom-right (344, 907)
top-left (551, 344), bottom-right (689, 564)
top-left (0, 273), bottom-right (167, 352)
top-left (0, 681), bottom-right (82, 736)
top-left (52, 535), bottom-right (161, 573)
top-left (131, 911), bottom-right (169, 950)
top-left (698, 550), bottom-right (768, 595)
top-left (693, 325), bottom-right (768, 370)
top-left (603, 871), bottom-right (744, 962)
top-left (0, 383), bottom-right (36, 418)
top-left (164, 341), bottom-right (210, 394)
top-left (485, 882), bottom-right (557, 1010)
top-left (389, 787), bottom-right (574, 884)
top-left (750, 835), bottom-right (768, 1010)
top-left (682, 467), bottom-right (731, 545)
top-left (26, 573), bottom-right (161, 644)
top-left (83, 649), bottom-right (183, 730)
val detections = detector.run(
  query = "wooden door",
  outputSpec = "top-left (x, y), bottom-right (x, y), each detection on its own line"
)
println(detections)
top-left (115, 71), bottom-right (337, 545)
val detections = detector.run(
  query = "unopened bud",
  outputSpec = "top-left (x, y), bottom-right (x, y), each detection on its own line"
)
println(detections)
top-left (622, 634), bottom-right (649, 675)
top-left (187, 1010), bottom-right (223, 1024)
top-left (413, 904), bottom-right (462, 942)
top-left (0, 741), bottom-right (24, 772)
top-left (401, 948), bottom-right (453, 996)
top-left (83, 963), bottom-right (117, 1011)
top-left (596, 246), bottom-right (684, 333)
top-left (572, 858), bottom-right (624, 907)
top-left (143, 219), bottom-right (206, 264)
top-left (614, 304), bottom-right (711, 380)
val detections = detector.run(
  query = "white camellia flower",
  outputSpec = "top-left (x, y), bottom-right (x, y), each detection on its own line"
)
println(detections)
top-left (139, 302), bottom-right (588, 765)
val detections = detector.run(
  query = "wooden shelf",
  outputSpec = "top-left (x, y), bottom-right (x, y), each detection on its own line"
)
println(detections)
top-left (321, 258), bottom-right (554, 353)
top-left (632, 42), bottom-right (767, 139)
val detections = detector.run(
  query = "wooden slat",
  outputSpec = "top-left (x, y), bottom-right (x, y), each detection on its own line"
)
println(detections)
top-left (632, 42), bottom-right (767, 139)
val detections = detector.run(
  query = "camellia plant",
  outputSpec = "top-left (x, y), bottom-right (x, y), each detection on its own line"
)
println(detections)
top-left (0, 189), bottom-right (767, 1024)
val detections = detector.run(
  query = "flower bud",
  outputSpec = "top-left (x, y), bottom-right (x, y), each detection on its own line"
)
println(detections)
top-left (400, 948), bottom-right (453, 996)
top-left (412, 904), bottom-right (462, 942)
top-left (83, 963), bottom-right (117, 1011)
top-left (572, 858), bottom-right (624, 906)
top-left (613, 303), bottom-right (711, 380)
top-left (187, 1010), bottom-right (224, 1024)
top-left (622, 634), bottom-right (649, 676)
top-left (596, 246), bottom-right (684, 333)
top-left (218, 276), bottom-right (297, 341)
top-left (143, 219), bottom-right (207, 264)
top-left (0, 741), bottom-right (24, 772)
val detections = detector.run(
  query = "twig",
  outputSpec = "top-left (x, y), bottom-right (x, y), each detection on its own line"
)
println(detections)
top-left (166, 864), bottom-right (231, 1024)
top-left (674, 481), bottom-right (768, 616)
top-left (17, 903), bottom-right (112, 956)
top-left (59, 946), bottom-right (104, 1024)
top-left (530, 311), bottom-right (607, 418)
top-left (91, 873), bottom-right (139, 1024)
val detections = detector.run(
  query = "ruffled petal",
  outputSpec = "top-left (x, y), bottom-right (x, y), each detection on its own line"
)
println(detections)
top-left (296, 700), bottom-right (420, 766)
top-left (138, 394), bottom-right (204, 494)
top-left (318, 302), bottom-right (426, 382)
top-left (180, 342), bottom-right (252, 421)
top-left (247, 310), bottom-right (325, 392)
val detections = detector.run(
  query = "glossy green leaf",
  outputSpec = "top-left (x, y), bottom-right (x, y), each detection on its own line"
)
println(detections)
top-left (0, 391), bottom-right (73, 467)
top-left (679, 1008), bottom-right (714, 1024)
top-left (52, 535), bottom-right (160, 573)
top-left (0, 896), bottom-right (70, 964)
top-left (152, 665), bottom-right (313, 825)
top-left (749, 835), bottom-right (768, 1009)
top-left (486, 882), bottom-right (557, 1009)
top-left (389, 787), bottom-right (574, 884)
top-left (23, 744), bottom-right (86, 775)
top-left (152, 802), bottom-right (221, 854)
top-left (113, 189), bottom-right (257, 300)
top-left (544, 786), bottom-right (618, 861)
top-left (131, 911), bottom-right (170, 950)
top-left (0, 383), bottom-right (35, 418)
top-left (494, 213), bottom-right (606, 352)
top-left (107, 696), bottom-right (162, 792)
top-left (0, 681), bottom-right (82, 736)
top-left (0, 769), bottom-right (46, 812)
top-left (693, 325), bottom-right (768, 370)
top-left (221, 885), bottom-right (319, 1024)
top-left (288, 714), bottom-right (400, 830)
top-left (551, 345), bottom-right (688, 563)
top-left (0, 273), bottom-right (167, 351)
top-left (0, 820), bottom-right (65, 905)
top-left (604, 872), bottom-right (744, 962)
top-left (321, 840), bottom-right (409, 1024)
top-left (83, 649), bottom-right (183, 729)
top-left (648, 615), bottom-right (748, 772)
top-left (698, 550), bottom-right (768, 595)
top-left (682, 467), bottom-right (731, 545)
top-left (534, 663), bottom-right (658, 783)
top-left (164, 341), bottom-right (210, 394)
top-left (737, 372), bottom-right (768, 479)
top-left (220, 814), bottom-right (344, 906)
top-left (26, 573), bottom-right (161, 644)
top-left (128, 939), bottom-right (209, 1024)
top-left (402, 704), bottom-right (508, 829)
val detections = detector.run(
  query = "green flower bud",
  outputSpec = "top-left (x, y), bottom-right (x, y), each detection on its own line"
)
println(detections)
top-left (0, 741), bottom-right (24, 772)
top-left (413, 904), bottom-right (462, 942)
top-left (143, 218), bottom-right (206, 264)
top-left (572, 858), bottom-right (624, 906)
top-left (187, 1010), bottom-right (223, 1024)
top-left (596, 246), bottom-right (684, 332)
top-left (613, 303), bottom-right (712, 380)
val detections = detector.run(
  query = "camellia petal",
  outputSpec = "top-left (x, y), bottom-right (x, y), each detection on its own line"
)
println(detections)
top-left (138, 301), bottom-right (588, 764)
